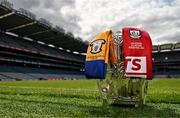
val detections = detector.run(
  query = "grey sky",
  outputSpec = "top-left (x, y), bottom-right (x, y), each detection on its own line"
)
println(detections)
top-left (12, 0), bottom-right (180, 45)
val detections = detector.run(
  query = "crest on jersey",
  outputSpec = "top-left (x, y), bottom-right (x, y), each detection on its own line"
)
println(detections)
top-left (130, 30), bottom-right (141, 39)
top-left (90, 39), bottom-right (105, 54)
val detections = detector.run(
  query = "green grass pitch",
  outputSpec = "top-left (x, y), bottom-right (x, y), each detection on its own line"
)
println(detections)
top-left (0, 79), bottom-right (179, 117)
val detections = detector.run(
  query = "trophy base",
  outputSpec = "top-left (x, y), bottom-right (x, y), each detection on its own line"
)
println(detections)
top-left (98, 78), bottom-right (148, 107)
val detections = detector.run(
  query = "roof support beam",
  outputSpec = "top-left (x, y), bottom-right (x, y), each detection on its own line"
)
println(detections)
top-left (0, 12), bottom-right (14, 19)
top-left (25, 30), bottom-right (50, 37)
top-left (7, 22), bottom-right (36, 31)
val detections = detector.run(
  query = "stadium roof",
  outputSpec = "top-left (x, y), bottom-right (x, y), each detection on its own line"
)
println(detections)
top-left (159, 43), bottom-right (173, 51)
top-left (0, 11), bottom-right (34, 30)
top-left (0, 0), bottom-right (12, 16)
top-left (174, 42), bottom-right (180, 50)
top-left (152, 42), bottom-right (180, 52)
top-left (152, 45), bottom-right (159, 52)
top-left (0, 0), bottom-right (88, 53)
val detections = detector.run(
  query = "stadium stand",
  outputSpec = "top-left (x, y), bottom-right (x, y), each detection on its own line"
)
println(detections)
top-left (152, 44), bottom-right (180, 77)
top-left (0, 0), bottom-right (88, 53)
top-left (0, 0), bottom-right (87, 81)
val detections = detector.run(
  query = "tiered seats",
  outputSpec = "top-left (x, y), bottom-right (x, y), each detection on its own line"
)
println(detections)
top-left (0, 32), bottom-right (86, 80)
top-left (0, 65), bottom-right (85, 80)
top-left (153, 51), bottom-right (180, 62)
top-left (0, 32), bottom-right (85, 62)
top-left (153, 50), bottom-right (180, 77)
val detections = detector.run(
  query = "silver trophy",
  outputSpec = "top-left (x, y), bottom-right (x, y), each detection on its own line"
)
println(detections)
top-left (97, 30), bottom-right (148, 107)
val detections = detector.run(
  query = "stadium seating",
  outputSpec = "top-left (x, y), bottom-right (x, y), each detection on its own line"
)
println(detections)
top-left (153, 51), bottom-right (180, 62)
top-left (0, 32), bottom-right (85, 62)
top-left (0, 30), bottom-right (86, 80)
top-left (153, 50), bottom-right (180, 77)
top-left (0, 65), bottom-right (85, 81)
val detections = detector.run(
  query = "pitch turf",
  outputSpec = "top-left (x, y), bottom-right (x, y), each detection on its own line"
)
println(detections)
top-left (0, 79), bottom-right (179, 117)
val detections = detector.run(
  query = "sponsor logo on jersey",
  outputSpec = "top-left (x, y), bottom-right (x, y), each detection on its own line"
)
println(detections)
top-left (125, 56), bottom-right (147, 78)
